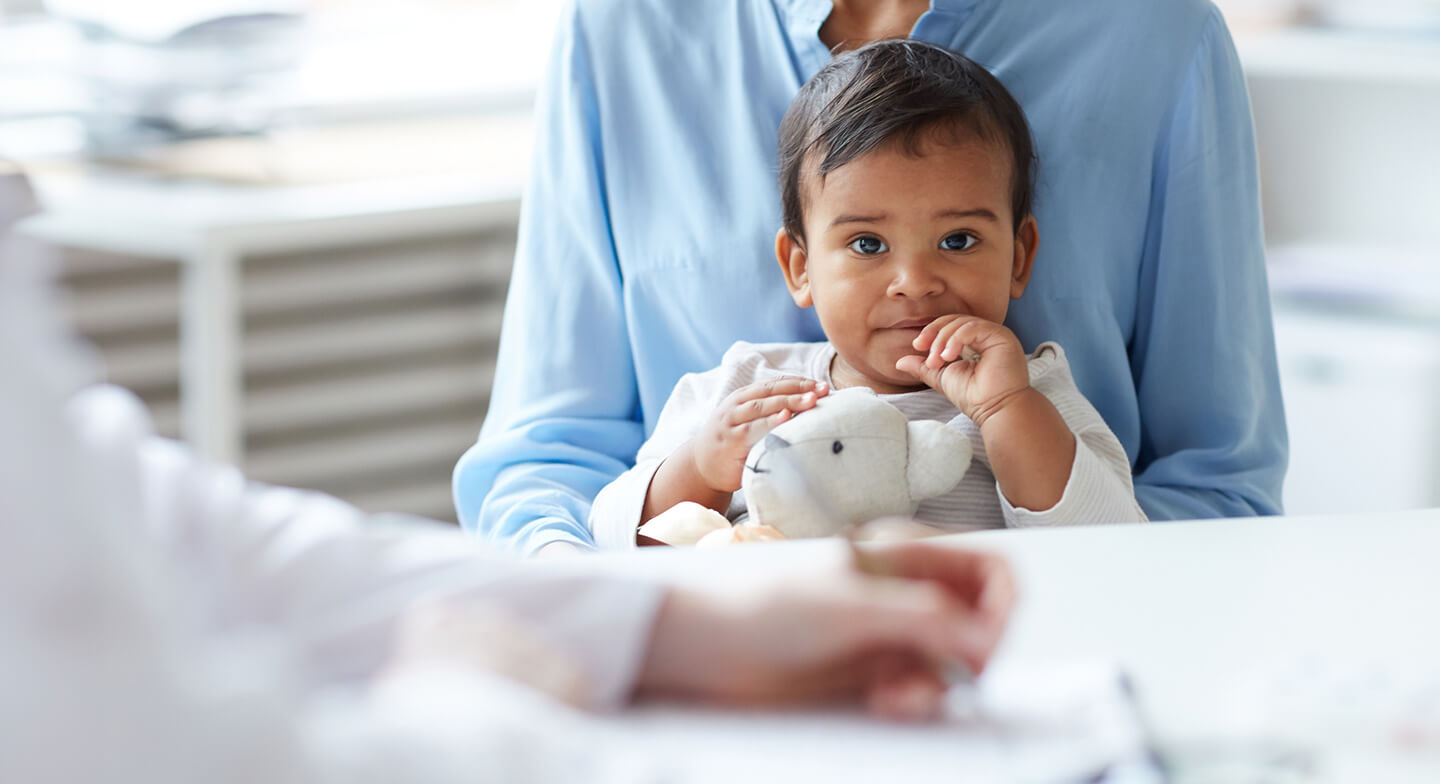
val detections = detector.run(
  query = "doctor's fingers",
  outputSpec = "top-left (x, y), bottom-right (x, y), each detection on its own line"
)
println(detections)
top-left (842, 573), bottom-right (1010, 677)
top-left (861, 542), bottom-right (1017, 623)
top-left (863, 651), bottom-right (951, 722)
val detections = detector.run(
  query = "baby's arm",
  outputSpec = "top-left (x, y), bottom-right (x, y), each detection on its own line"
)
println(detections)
top-left (999, 345), bottom-right (1146, 524)
top-left (896, 316), bottom-right (1075, 511)
top-left (642, 378), bottom-right (827, 524)
top-left (970, 382), bottom-right (1077, 512)
top-left (588, 375), bottom-right (826, 549)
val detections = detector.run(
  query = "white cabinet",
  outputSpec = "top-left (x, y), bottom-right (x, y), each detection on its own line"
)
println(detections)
top-left (1274, 305), bottom-right (1440, 514)
top-left (1242, 28), bottom-right (1440, 514)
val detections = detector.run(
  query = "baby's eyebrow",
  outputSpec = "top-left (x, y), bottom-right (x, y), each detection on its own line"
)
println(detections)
top-left (935, 208), bottom-right (1000, 223)
top-left (829, 213), bottom-right (886, 227)
top-left (828, 208), bottom-right (1001, 229)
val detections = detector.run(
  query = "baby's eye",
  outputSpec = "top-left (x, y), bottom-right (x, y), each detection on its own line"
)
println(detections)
top-left (940, 233), bottom-right (978, 251)
top-left (848, 236), bottom-right (887, 255)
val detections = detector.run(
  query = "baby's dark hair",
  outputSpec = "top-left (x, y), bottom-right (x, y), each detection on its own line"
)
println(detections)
top-left (778, 39), bottom-right (1036, 242)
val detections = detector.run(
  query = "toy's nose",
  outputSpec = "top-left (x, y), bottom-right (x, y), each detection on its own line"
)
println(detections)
top-left (745, 433), bottom-right (792, 475)
top-left (764, 433), bottom-right (791, 452)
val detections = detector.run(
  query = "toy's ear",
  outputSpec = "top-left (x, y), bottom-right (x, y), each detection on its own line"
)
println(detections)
top-left (905, 421), bottom-right (972, 501)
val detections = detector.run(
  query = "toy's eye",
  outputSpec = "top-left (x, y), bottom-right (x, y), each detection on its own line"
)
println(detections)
top-left (832, 440), bottom-right (843, 454)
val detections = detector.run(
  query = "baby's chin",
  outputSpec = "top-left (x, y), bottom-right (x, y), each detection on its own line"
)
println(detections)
top-left (884, 364), bottom-right (930, 392)
top-left (833, 340), bottom-right (928, 392)
top-left (862, 356), bottom-right (929, 394)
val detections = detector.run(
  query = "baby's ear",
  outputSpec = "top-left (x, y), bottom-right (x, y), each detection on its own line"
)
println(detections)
top-left (775, 227), bottom-right (812, 308)
top-left (1009, 214), bottom-right (1039, 300)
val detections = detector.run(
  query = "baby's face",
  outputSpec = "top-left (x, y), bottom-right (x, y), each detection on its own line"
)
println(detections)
top-left (781, 135), bottom-right (1035, 393)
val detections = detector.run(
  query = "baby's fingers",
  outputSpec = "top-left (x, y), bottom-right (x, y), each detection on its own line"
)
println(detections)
top-left (927, 319), bottom-right (971, 367)
top-left (912, 315), bottom-right (959, 352)
top-left (729, 377), bottom-right (828, 406)
top-left (725, 388), bottom-right (823, 428)
top-left (740, 406), bottom-right (799, 445)
top-left (935, 318), bottom-right (1005, 367)
top-left (936, 327), bottom-right (979, 365)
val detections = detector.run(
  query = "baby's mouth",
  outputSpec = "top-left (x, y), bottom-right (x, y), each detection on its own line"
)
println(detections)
top-left (885, 318), bottom-right (934, 330)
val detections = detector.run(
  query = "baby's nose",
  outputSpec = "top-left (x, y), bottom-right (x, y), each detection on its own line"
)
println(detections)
top-left (888, 256), bottom-right (944, 297)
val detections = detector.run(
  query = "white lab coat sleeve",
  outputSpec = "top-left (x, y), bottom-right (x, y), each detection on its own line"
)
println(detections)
top-left (18, 384), bottom-right (672, 784)
top-left (131, 414), bottom-right (667, 711)
top-left (2, 165), bottom-right (671, 781)
top-left (5, 163), bottom-right (679, 778)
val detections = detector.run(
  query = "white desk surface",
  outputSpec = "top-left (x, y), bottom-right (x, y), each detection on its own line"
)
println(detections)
top-left (966, 510), bottom-right (1440, 732)
top-left (601, 509), bottom-right (1440, 782)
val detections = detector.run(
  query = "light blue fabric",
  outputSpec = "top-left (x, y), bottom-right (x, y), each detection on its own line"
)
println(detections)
top-left (454, 0), bottom-right (1288, 554)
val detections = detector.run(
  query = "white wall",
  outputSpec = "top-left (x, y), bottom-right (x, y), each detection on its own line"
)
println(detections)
top-left (1241, 29), bottom-right (1440, 514)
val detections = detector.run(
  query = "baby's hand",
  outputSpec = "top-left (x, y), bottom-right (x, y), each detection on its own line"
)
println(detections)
top-left (895, 315), bottom-right (1029, 427)
top-left (693, 378), bottom-right (827, 492)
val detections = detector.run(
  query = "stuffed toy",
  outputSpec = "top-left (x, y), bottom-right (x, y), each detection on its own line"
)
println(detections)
top-left (638, 388), bottom-right (972, 545)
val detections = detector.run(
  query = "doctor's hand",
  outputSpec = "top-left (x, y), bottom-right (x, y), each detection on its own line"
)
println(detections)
top-left (634, 541), bottom-right (1015, 721)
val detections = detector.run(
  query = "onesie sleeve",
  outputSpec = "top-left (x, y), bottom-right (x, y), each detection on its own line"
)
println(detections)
top-left (587, 356), bottom-right (748, 549)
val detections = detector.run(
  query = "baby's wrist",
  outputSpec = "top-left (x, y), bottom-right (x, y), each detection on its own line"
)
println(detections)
top-left (682, 440), bottom-right (736, 496)
top-left (969, 385), bottom-right (1042, 430)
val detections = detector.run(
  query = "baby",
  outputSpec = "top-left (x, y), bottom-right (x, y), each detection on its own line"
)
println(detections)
top-left (589, 39), bottom-right (1146, 549)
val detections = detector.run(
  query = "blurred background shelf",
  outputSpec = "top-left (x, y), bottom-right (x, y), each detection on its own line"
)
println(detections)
top-left (35, 133), bottom-right (524, 524)
top-left (1237, 26), bottom-right (1440, 84)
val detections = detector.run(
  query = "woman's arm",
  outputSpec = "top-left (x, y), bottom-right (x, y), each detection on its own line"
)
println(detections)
top-left (1128, 7), bottom-right (1288, 519)
top-left (453, 3), bottom-right (641, 555)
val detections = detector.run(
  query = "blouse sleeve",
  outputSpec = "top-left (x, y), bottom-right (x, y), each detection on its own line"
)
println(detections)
top-left (1127, 7), bottom-right (1288, 519)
